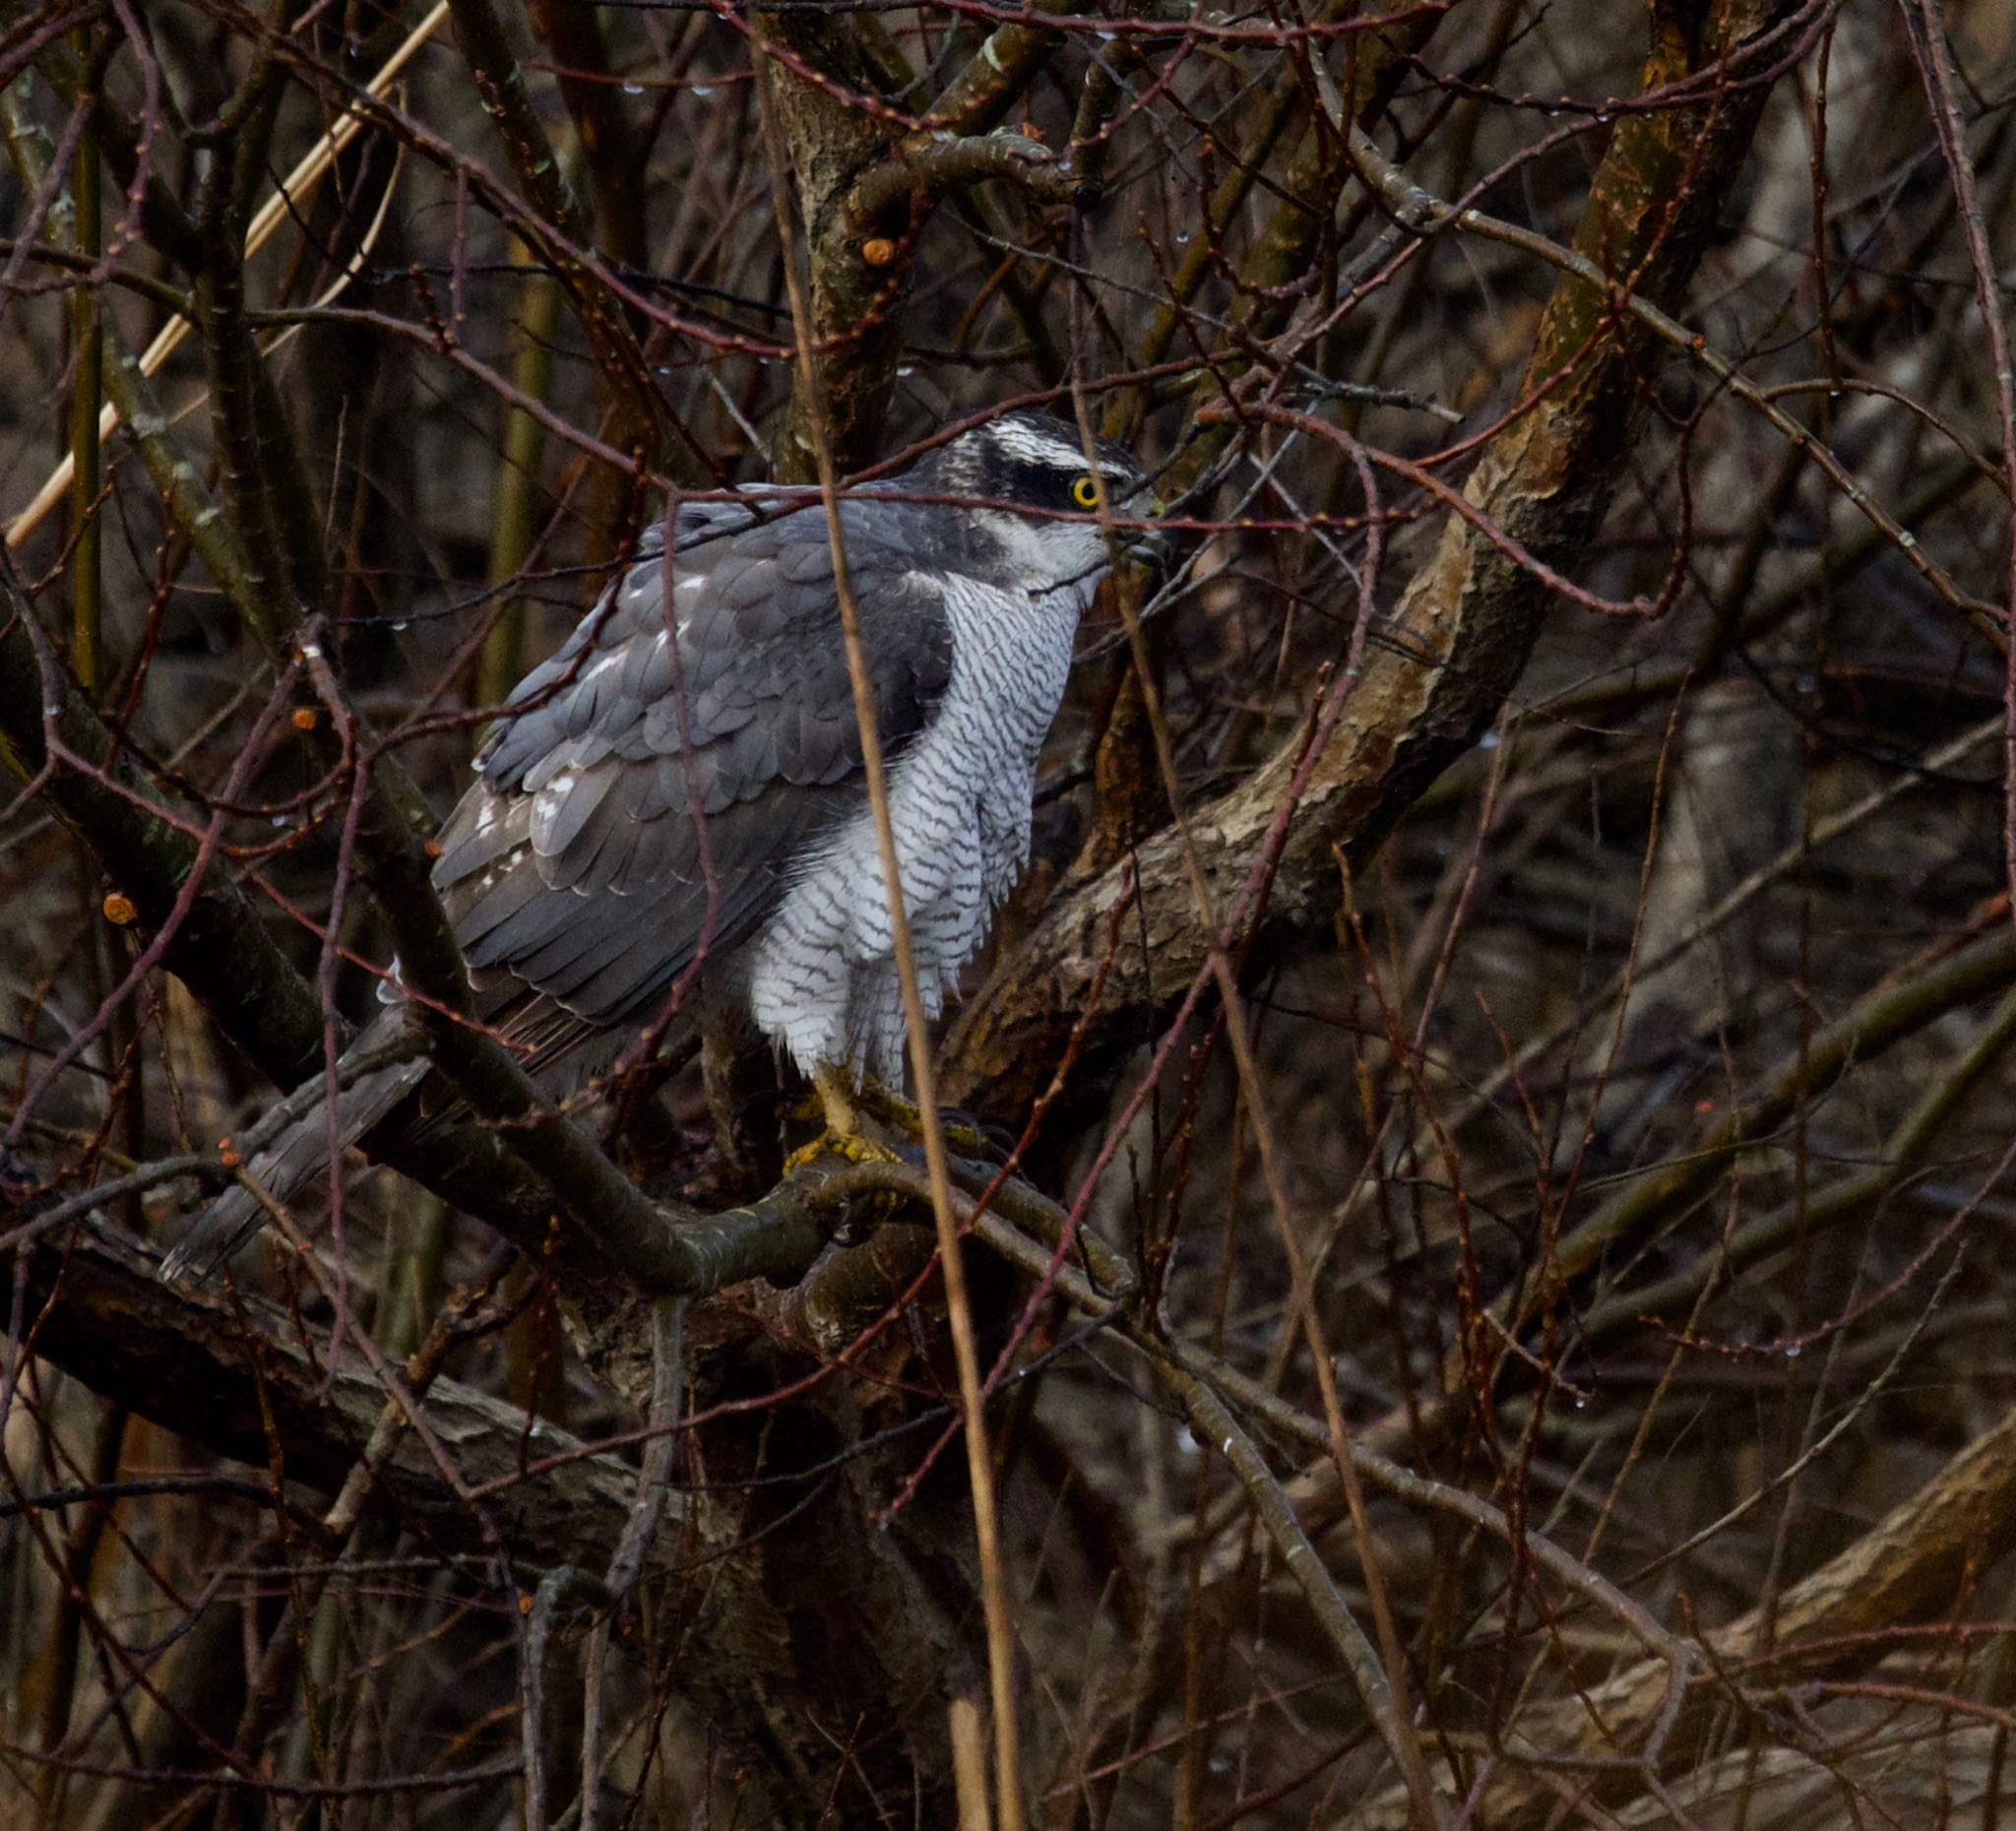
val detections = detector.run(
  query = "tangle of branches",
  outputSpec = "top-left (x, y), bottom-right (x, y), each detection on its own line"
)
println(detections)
top-left (6, 0), bottom-right (2016, 1826)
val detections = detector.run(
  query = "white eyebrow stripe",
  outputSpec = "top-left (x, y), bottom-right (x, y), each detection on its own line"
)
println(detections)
top-left (991, 421), bottom-right (1098, 470)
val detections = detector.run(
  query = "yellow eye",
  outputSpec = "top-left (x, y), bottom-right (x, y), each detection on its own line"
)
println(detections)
top-left (1071, 474), bottom-right (1101, 509)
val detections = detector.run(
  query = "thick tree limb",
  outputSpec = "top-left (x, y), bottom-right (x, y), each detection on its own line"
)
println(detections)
top-left (924, 0), bottom-right (1079, 138)
top-left (943, 0), bottom-right (1807, 1116)
top-left (758, 11), bottom-right (912, 480)
top-left (3, 1216), bottom-right (652, 1573)
top-left (1353, 1395), bottom-right (2016, 1828)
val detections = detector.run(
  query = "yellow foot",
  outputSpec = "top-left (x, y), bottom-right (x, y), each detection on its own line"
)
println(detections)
top-left (784, 1060), bottom-right (902, 1172)
top-left (849, 1078), bottom-right (998, 1161)
top-left (782, 1124), bottom-right (901, 1175)
top-left (784, 1060), bottom-right (1001, 1171)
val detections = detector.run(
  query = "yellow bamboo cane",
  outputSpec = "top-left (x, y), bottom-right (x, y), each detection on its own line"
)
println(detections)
top-left (6, 0), bottom-right (449, 549)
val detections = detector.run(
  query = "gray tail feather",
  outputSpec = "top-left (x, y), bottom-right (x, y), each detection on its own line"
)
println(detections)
top-left (160, 1019), bottom-right (430, 1283)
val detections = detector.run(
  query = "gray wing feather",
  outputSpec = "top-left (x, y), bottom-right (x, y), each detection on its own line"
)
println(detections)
top-left (164, 489), bottom-right (952, 1283)
top-left (435, 492), bottom-right (953, 1039)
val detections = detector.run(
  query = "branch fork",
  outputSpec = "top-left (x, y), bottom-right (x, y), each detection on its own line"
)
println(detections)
top-left (847, 128), bottom-right (1091, 228)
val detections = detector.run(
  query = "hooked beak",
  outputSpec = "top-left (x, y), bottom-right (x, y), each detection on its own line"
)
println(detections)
top-left (1121, 494), bottom-right (1168, 569)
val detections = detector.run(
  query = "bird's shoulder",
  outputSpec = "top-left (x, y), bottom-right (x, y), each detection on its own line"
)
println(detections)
top-left (473, 492), bottom-right (952, 800)
top-left (428, 490), bottom-right (962, 1009)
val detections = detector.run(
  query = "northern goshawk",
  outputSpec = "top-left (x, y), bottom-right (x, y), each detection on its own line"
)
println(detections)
top-left (163, 410), bottom-right (1157, 1281)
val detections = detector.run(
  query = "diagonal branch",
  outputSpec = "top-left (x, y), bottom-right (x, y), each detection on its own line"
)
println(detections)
top-left (847, 129), bottom-right (1087, 224)
top-left (1352, 1393), bottom-right (2016, 1829)
top-left (3, 1215), bottom-right (655, 1573)
top-left (0, 572), bottom-right (850, 1310)
top-left (943, 0), bottom-right (1808, 1117)
top-left (445, 0), bottom-right (669, 470)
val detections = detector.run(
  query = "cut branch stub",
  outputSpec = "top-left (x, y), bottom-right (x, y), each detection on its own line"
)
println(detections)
top-left (764, 4), bottom-right (1080, 478)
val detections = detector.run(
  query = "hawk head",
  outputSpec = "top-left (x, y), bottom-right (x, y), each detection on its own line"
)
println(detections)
top-left (900, 410), bottom-right (1161, 591)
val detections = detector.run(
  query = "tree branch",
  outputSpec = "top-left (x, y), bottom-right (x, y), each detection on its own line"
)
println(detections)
top-left (1355, 1394), bottom-right (2016, 1828)
top-left (445, 0), bottom-right (669, 471)
top-left (847, 129), bottom-right (1088, 225)
top-left (0, 567), bottom-right (846, 1308)
top-left (942, 0), bottom-right (1807, 1116)
top-left (3, 1214), bottom-right (655, 1573)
